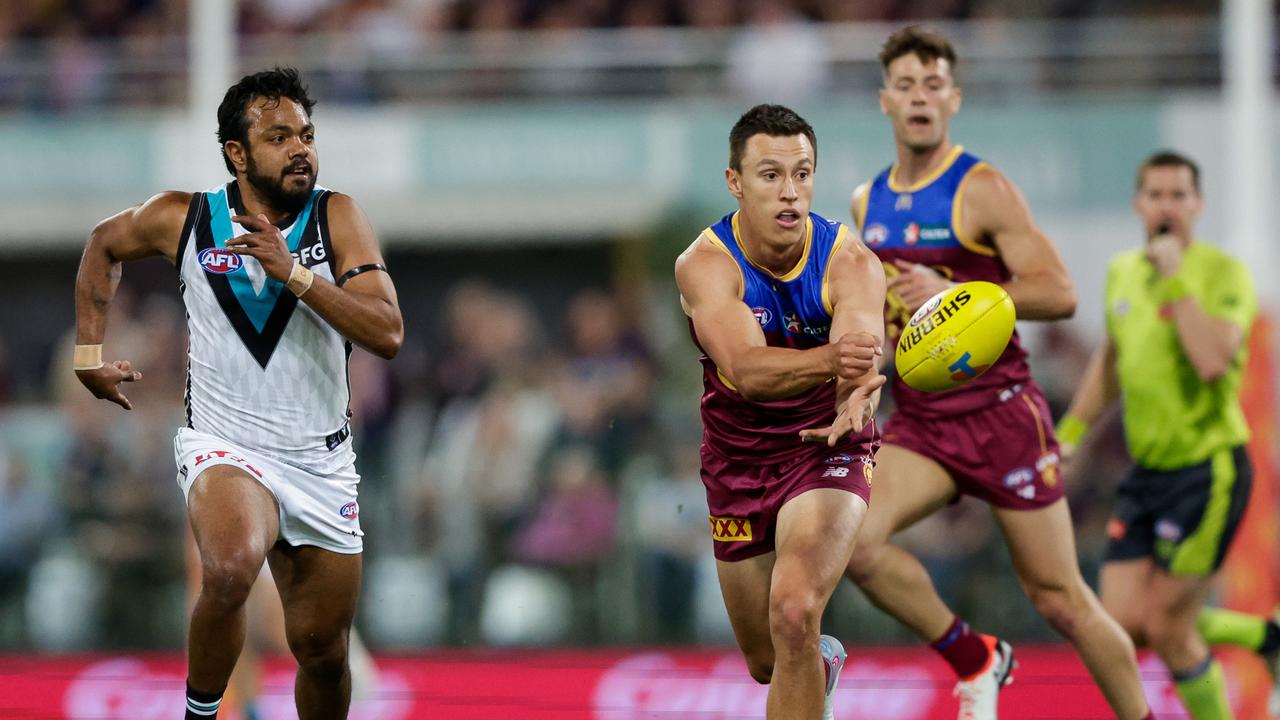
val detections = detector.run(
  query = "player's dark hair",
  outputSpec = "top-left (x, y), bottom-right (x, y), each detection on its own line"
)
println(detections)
top-left (1136, 150), bottom-right (1201, 193)
top-left (728, 104), bottom-right (817, 171)
top-left (879, 26), bottom-right (958, 76)
top-left (217, 67), bottom-right (316, 175)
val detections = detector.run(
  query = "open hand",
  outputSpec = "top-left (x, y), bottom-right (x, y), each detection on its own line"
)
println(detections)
top-left (75, 360), bottom-right (142, 410)
top-left (799, 374), bottom-right (887, 447)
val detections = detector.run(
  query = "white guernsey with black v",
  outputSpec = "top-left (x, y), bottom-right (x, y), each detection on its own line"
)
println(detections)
top-left (174, 179), bottom-right (362, 553)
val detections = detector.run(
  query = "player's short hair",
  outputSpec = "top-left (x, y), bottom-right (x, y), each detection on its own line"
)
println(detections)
top-left (217, 67), bottom-right (316, 175)
top-left (879, 26), bottom-right (958, 76)
top-left (1136, 150), bottom-right (1201, 193)
top-left (728, 104), bottom-right (817, 171)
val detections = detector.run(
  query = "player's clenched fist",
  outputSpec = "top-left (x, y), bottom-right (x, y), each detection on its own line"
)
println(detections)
top-left (827, 331), bottom-right (882, 378)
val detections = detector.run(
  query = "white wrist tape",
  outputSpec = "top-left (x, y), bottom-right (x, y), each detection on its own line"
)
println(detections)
top-left (73, 344), bottom-right (104, 371)
top-left (286, 261), bottom-right (315, 297)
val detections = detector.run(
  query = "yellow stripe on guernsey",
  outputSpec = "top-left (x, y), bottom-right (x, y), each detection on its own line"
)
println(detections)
top-left (821, 224), bottom-right (850, 315)
top-left (951, 160), bottom-right (999, 257)
top-left (887, 144), bottom-right (965, 193)
top-left (731, 211), bottom-right (813, 282)
top-left (716, 368), bottom-right (739, 392)
top-left (853, 184), bottom-right (871, 232)
top-left (701, 228), bottom-right (745, 299)
top-left (698, 227), bottom-right (744, 391)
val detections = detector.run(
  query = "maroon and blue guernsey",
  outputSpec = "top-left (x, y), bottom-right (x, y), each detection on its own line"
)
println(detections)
top-left (691, 210), bottom-right (877, 463)
top-left (857, 146), bottom-right (1033, 418)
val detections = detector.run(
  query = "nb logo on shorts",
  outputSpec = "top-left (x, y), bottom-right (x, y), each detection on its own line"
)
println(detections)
top-left (709, 515), bottom-right (751, 542)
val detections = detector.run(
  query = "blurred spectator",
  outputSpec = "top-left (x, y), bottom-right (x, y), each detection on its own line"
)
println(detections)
top-left (463, 0), bottom-right (526, 31)
top-left (1034, 322), bottom-right (1093, 418)
top-left (423, 281), bottom-right (515, 413)
top-left (513, 444), bottom-right (618, 641)
top-left (60, 406), bottom-right (184, 648)
top-left (415, 289), bottom-right (559, 643)
top-left (6, 0), bottom-right (1223, 39)
top-left (815, 0), bottom-right (900, 22)
top-left (514, 444), bottom-right (617, 568)
top-left (47, 18), bottom-right (111, 111)
top-left (678, 0), bottom-right (739, 28)
top-left (343, 0), bottom-right (427, 59)
top-left (0, 451), bottom-right (57, 648)
top-left (350, 346), bottom-right (400, 487)
top-left (0, 0), bottom-right (1226, 110)
top-left (51, 287), bottom-right (187, 649)
top-left (254, 0), bottom-right (338, 33)
top-left (552, 288), bottom-right (655, 475)
top-left (628, 439), bottom-right (705, 642)
top-left (0, 336), bottom-right (13, 406)
top-left (725, 0), bottom-right (831, 103)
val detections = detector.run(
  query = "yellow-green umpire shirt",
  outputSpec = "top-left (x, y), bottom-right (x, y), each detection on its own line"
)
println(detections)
top-left (1104, 241), bottom-right (1257, 470)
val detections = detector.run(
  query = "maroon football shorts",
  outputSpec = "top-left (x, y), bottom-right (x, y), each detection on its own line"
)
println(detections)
top-left (701, 439), bottom-right (876, 562)
top-left (881, 383), bottom-right (1064, 510)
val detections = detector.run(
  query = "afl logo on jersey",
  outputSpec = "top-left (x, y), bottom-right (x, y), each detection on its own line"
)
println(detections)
top-left (199, 247), bottom-right (242, 274)
top-left (864, 223), bottom-right (888, 247)
top-left (340, 501), bottom-right (359, 520)
top-left (752, 307), bottom-right (772, 327)
top-left (904, 223), bottom-right (921, 245)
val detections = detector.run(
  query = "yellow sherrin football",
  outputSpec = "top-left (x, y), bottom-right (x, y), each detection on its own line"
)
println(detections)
top-left (894, 281), bottom-right (1016, 393)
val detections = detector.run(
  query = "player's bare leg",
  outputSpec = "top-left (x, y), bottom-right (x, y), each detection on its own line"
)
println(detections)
top-left (1099, 559), bottom-right (1154, 645)
top-left (995, 499), bottom-right (1150, 719)
top-left (229, 565), bottom-right (292, 719)
top-left (845, 445), bottom-right (1015, 718)
top-left (769, 488), bottom-right (865, 719)
top-left (1104, 562), bottom-right (1230, 719)
top-left (187, 465), bottom-right (281, 700)
top-left (717, 553), bottom-right (776, 685)
top-left (716, 488), bottom-right (865, 719)
top-left (269, 543), bottom-right (362, 720)
top-left (843, 445), bottom-right (957, 642)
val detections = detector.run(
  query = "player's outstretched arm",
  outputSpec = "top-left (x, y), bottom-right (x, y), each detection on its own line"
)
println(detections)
top-left (962, 165), bottom-right (1076, 320)
top-left (675, 238), bottom-right (879, 402)
top-left (227, 193), bottom-right (403, 359)
top-left (74, 191), bottom-right (189, 409)
top-left (799, 239), bottom-right (888, 446)
top-left (1057, 336), bottom-right (1119, 459)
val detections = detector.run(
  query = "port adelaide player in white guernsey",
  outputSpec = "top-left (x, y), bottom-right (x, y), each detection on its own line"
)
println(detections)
top-left (73, 68), bottom-right (402, 720)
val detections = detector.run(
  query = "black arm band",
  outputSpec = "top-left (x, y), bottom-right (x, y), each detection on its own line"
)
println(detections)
top-left (337, 263), bottom-right (389, 287)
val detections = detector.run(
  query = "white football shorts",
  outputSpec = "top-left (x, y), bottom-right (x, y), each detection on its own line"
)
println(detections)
top-left (173, 427), bottom-right (363, 553)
